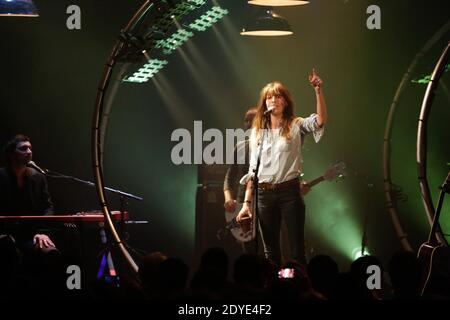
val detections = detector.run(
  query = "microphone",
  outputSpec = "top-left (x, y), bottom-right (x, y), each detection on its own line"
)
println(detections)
top-left (27, 161), bottom-right (47, 175)
top-left (264, 106), bottom-right (275, 116)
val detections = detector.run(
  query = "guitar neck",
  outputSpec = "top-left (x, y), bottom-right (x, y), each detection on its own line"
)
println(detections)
top-left (307, 176), bottom-right (325, 188)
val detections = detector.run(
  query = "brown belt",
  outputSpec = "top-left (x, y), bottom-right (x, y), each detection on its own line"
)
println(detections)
top-left (258, 178), bottom-right (300, 191)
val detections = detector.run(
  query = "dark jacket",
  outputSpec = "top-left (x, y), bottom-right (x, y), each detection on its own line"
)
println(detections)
top-left (0, 167), bottom-right (54, 241)
top-left (0, 167), bottom-right (54, 215)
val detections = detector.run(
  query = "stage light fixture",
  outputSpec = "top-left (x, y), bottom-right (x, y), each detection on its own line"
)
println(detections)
top-left (248, 0), bottom-right (309, 6)
top-left (0, 0), bottom-right (39, 17)
top-left (123, 59), bottom-right (169, 83)
top-left (352, 247), bottom-right (370, 261)
top-left (123, 4), bottom-right (228, 83)
top-left (188, 6), bottom-right (228, 31)
top-left (156, 28), bottom-right (194, 54)
top-left (241, 10), bottom-right (293, 36)
top-left (151, 0), bottom-right (207, 34)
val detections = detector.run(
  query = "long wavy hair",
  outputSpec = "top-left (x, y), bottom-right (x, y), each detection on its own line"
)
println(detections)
top-left (253, 82), bottom-right (296, 141)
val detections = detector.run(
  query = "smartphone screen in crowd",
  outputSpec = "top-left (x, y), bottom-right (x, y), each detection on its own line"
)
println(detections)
top-left (278, 268), bottom-right (295, 279)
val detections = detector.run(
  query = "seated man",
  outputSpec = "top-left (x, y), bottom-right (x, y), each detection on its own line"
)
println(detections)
top-left (0, 134), bottom-right (57, 253)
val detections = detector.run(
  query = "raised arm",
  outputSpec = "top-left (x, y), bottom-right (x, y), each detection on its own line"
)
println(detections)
top-left (308, 68), bottom-right (328, 127)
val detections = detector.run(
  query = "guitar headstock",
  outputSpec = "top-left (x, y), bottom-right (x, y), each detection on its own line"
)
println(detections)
top-left (323, 161), bottom-right (346, 182)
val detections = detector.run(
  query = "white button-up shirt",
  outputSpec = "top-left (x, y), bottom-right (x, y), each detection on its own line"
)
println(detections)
top-left (240, 114), bottom-right (324, 185)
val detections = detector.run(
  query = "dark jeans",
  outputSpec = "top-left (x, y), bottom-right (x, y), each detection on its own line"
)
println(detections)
top-left (256, 185), bottom-right (306, 267)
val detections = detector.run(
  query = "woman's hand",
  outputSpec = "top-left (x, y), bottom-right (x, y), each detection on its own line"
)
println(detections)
top-left (236, 203), bottom-right (253, 233)
top-left (33, 234), bottom-right (55, 249)
top-left (236, 203), bottom-right (252, 223)
top-left (309, 68), bottom-right (327, 126)
top-left (308, 68), bottom-right (323, 91)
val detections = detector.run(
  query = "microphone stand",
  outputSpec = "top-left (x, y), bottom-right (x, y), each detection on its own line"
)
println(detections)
top-left (44, 168), bottom-right (144, 243)
top-left (44, 169), bottom-right (143, 203)
top-left (252, 118), bottom-right (268, 256)
top-left (43, 167), bottom-right (144, 282)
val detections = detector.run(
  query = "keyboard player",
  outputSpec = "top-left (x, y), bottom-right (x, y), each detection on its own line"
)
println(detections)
top-left (0, 134), bottom-right (58, 255)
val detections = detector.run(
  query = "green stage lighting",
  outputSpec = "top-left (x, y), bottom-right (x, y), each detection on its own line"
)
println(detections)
top-left (122, 0), bottom-right (228, 83)
top-left (411, 63), bottom-right (450, 84)
top-left (151, 0), bottom-right (207, 35)
top-left (123, 4), bottom-right (228, 82)
top-left (156, 29), bottom-right (194, 54)
top-left (352, 247), bottom-right (370, 261)
top-left (188, 6), bottom-right (229, 31)
top-left (123, 59), bottom-right (169, 83)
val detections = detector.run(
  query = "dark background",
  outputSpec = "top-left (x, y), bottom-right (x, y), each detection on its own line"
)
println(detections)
top-left (1, 0), bottom-right (449, 272)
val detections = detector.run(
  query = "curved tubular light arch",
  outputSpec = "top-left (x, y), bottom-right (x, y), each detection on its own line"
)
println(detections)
top-left (382, 21), bottom-right (450, 251)
top-left (91, 0), bottom-right (155, 273)
top-left (416, 41), bottom-right (450, 246)
top-left (99, 65), bottom-right (128, 165)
